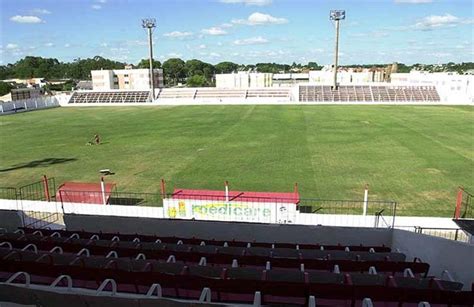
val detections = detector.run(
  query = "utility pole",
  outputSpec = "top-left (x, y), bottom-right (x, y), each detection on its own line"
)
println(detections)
top-left (142, 18), bottom-right (156, 100)
top-left (330, 10), bottom-right (345, 90)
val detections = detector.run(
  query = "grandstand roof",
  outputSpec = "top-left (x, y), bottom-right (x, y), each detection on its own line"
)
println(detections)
top-left (172, 188), bottom-right (300, 204)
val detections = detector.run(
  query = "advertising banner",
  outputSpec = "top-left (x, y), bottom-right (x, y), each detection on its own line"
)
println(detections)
top-left (163, 198), bottom-right (296, 224)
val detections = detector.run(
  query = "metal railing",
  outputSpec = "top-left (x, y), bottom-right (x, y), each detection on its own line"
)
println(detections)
top-left (0, 187), bottom-right (18, 200)
top-left (19, 177), bottom-right (56, 202)
top-left (0, 96), bottom-right (60, 115)
top-left (57, 190), bottom-right (163, 207)
top-left (397, 226), bottom-right (470, 243)
top-left (415, 226), bottom-right (469, 243)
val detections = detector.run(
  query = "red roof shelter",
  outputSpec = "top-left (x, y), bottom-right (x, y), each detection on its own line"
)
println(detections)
top-left (172, 188), bottom-right (300, 204)
top-left (56, 182), bottom-right (116, 204)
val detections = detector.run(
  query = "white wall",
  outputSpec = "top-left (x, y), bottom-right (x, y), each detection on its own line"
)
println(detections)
top-left (0, 198), bottom-right (461, 230)
top-left (0, 96), bottom-right (60, 114)
top-left (391, 229), bottom-right (474, 289)
top-left (216, 73), bottom-right (272, 89)
top-left (309, 70), bottom-right (385, 85)
top-left (391, 72), bottom-right (474, 104)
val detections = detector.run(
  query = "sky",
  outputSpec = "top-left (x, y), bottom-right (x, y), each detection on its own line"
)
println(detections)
top-left (1, 0), bottom-right (473, 66)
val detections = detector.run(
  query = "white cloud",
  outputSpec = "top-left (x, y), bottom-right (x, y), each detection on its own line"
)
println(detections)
top-left (163, 31), bottom-right (193, 38)
top-left (210, 52), bottom-right (221, 57)
top-left (198, 44), bottom-right (207, 49)
top-left (413, 14), bottom-right (460, 30)
top-left (30, 8), bottom-right (51, 14)
top-left (128, 40), bottom-right (148, 46)
top-left (44, 42), bottom-right (54, 47)
top-left (97, 0), bottom-right (107, 3)
top-left (6, 43), bottom-right (19, 49)
top-left (232, 12), bottom-right (288, 25)
top-left (10, 15), bottom-right (43, 24)
top-left (395, 0), bottom-right (432, 3)
top-left (91, 4), bottom-right (102, 10)
top-left (220, 23), bottom-right (233, 28)
top-left (233, 36), bottom-right (269, 45)
top-left (351, 31), bottom-right (389, 38)
top-left (100, 42), bottom-right (108, 47)
top-left (201, 27), bottom-right (227, 35)
top-left (167, 52), bottom-right (182, 58)
top-left (219, 0), bottom-right (272, 6)
top-left (64, 43), bottom-right (71, 48)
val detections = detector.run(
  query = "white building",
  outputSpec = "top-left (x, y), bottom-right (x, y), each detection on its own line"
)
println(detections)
top-left (2, 78), bottom-right (47, 88)
top-left (309, 68), bottom-right (386, 85)
top-left (91, 67), bottom-right (164, 91)
top-left (216, 72), bottom-right (273, 88)
top-left (391, 71), bottom-right (474, 104)
top-left (273, 73), bottom-right (309, 87)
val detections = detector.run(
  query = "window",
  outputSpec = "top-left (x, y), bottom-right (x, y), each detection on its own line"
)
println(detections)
top-left (125, 81), bottom-right (129, 84)
top-left (124, 74), bottom-right (129, 77)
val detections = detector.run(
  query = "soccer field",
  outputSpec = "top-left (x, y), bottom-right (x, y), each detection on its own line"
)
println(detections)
top-left (0, 105), bottom-right (472, 216)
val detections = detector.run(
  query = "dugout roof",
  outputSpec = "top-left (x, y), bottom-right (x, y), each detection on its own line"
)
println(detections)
top-left (172, 188), bottom-right (300, 204)
top-left (56, 182), bottom-right (116, 205)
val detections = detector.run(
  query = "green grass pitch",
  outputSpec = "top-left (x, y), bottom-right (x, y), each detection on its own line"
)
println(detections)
top-left (0, 105), bottom-right (472, 216)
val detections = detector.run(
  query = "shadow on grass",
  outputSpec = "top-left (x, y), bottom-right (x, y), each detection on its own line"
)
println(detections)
top-left (0, 157), bottom-right (78, 173)
top-left (109, 197), bottom-right (145, 206)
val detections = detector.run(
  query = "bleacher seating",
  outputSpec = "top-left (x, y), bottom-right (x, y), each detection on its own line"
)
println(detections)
top-left (69, 91), bottom-right (151, 103)
top-left (299, 85), bottom-right (441, 103)
top-left (156, 88), bottom-right (291, 101)
top-left (0, 227), bottom-right (472, 306)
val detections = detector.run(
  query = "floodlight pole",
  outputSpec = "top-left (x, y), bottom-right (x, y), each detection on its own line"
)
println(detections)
top-left (142, 18), bottom-right (156, 101)
top-left (330, 10), bottom-right (345, 91)
top-left (332, 19), bottom-right (340, 90)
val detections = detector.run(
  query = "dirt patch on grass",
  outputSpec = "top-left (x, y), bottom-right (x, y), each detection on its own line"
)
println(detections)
top-left (425, 168), bottom-right (442, 174)
top-left (418, 190), bottom-right (451, 201)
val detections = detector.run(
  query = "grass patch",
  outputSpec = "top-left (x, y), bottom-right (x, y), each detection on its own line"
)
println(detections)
top-left (0, 105), bottom-right (472, 216)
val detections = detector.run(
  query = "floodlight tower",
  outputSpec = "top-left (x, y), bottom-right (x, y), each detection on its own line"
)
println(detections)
top-left (330, 10), bottom-right (345, 90)
top-left (142, 18), bottom-right (156, 100)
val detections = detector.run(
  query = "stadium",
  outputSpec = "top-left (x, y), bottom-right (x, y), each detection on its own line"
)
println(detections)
top-left (0, 2), bottom-right (473, 306)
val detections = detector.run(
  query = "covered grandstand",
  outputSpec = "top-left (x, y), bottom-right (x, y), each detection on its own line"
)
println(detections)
top-left (0, 216), bottom-right (472, 306)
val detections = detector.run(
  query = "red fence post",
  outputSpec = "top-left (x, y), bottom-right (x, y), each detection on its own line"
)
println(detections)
top-left (160, 179), bottom-right (166, 199)
top-left (42, 175), bottom-right (50, 202)
top-left (454, 186), bottom-right (464, 219)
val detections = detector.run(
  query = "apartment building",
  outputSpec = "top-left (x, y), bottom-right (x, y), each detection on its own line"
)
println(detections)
top-left (91, 67), bottom-right (164, 90)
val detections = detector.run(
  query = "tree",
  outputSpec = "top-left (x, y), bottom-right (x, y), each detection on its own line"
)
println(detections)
top-left (215, 61), bottom-right (239, 74)
top-left (162, 58), bottom-right (186, 85)
top-left (307, 62), bottom-right (321, 70)
top-left (136, 59), bottom-right (161, 69)
top-left (186, 75), bottom-right (208, 87)
top-left (185, 59), bottom-right (215, 80)
top-left (0, 82), bottom-right (13, 96)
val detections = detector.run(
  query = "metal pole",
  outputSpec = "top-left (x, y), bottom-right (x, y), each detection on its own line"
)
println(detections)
top-left (148, 27), bottom-right (155, 101)
top-left (100, 177), bottom-right (107, 205)
top-left (332, 19), bottom-right (340, 90)
top-left (225, 181), bottom-right (229, 203)
top-left (42, 175), bottom-right (50, 202)
top-left (363, 184), bottom-right (369, 216)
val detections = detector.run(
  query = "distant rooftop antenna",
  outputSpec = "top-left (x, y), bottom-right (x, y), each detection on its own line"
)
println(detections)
top-left (330, 10), bottom-right (345, 90)
top-left (142, 18), bottom-right (157, 100)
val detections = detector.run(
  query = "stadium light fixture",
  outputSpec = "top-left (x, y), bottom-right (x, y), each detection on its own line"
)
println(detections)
top-left (142, 18), bottom-right (157, 101)
top-left (330, 10), bottom-right (345, 90)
